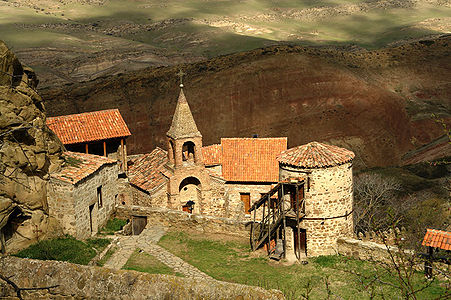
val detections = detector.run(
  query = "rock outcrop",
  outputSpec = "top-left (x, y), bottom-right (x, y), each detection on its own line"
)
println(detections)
top-left (0, 40), bottom-right (64, 253)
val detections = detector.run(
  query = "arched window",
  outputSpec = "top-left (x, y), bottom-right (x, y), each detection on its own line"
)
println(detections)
top-left (182, 141), bottom-right (195, 162)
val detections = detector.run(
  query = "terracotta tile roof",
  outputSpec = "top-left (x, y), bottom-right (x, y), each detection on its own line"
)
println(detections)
top-left (46, 109), bottom-right (131, 145)
top-left (278, 141), bottom-right (355, 169)
top-left (51, 151), bottom-right (116, 185)
top-left (202, 144), bottom-right (222, 166)
top-left (422, 229), bottom-right (451, 250)
top-left (128, 147), bottom-right (168, 193)
top-left (221, 138), bottom-right (287, 182)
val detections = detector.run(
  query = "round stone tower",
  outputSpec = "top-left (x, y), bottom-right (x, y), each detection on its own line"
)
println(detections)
top-left (278, 142), bottom-right (355, 257)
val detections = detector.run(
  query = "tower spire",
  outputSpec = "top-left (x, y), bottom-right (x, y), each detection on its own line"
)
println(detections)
top-left (167, 71), bottom-right (201, 139)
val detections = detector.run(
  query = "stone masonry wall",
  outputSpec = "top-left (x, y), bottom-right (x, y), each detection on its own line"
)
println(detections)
top-left (0, 256), bottom-right (284, 299)
top-left (48, 163), bottom-right (118, 239)
top-left (115, 205), bottom-right (251, 238)
top-left (280, 162), bottom-right (354, 256)
top-left (47, 179), bottom-right (76, 236)
top-left (73, 163), bottom-right (118, 238)
top-left (129, 182), bottom-right (167, 208)
top-left (126, 178), bottom-right (271, 222)
top-left (224, 182), bottom-right (273, 221)
top-left (200, 177), bottom-right (227, 217)
top-left (337, 237), bottom-right (404, 263)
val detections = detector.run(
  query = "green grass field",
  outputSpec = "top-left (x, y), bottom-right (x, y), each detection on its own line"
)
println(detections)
top-left (13, 235), bottom-right (111, 265)
top-left (157, 231), bottom-right (448, 299)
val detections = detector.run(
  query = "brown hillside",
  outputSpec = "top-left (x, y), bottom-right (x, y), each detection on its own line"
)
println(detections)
top-left (40, 36), bottom-right (451, 168)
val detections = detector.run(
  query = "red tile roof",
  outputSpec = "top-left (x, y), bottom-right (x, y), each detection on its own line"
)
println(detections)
top-left (221, 138), bottom-right (287, 182)
top-left (51, 151), bottom-right (116, 185)
top-left (278, 141), bottom-right (355, 169)
top-left (128, 147), bottom-right (169, 193)
top-left (46, 109), bottom-right (131, 145)
top-left (422, 229), bottom-right (451, 250)
top-left (202, 144), bottom-right (222, 166)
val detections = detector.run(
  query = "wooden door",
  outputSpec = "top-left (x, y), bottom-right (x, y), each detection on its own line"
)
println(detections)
top-left (241, 193), bottom-right (250, 214)
top-left (294, 229), bottom-right (307, 255)
top-left (132, 216), bottom-right (147, 235)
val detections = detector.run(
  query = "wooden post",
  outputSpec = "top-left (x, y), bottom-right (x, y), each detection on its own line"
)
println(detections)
top-left (425, 246), bottom-right (433, 278)
top-left (85, 143), bottom-right (89, 154)
top-left (103, 141), bottom-right (107, 156)
top-left (296, 184), bottom-right (300, 260)
top-left (251, 206), bottom-right (257, 251)
top-left (120, 139), bottom-right (125, 172)
top-left (267, 196), bottom-right (271, 255)
top-left (281, 184), bottom-right (287, 259)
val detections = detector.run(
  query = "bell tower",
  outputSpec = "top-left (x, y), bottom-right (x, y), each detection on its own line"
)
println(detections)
top-left (166, 73), bottom-right (211, 212)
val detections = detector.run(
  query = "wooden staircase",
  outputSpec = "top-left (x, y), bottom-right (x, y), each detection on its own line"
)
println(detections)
top-left (249, 179), bottom-right (306, 260)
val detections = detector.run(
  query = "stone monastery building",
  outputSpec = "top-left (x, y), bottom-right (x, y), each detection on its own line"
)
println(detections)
top-left (126, 86), bottom-right (356, 256)
top-left (46, 85), bottom-right (355, 257)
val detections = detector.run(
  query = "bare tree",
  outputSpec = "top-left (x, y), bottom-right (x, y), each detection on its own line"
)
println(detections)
top-left (343, 227), bottom-right (450, 300)
top-left (353, 173), bottom-right (402, 235)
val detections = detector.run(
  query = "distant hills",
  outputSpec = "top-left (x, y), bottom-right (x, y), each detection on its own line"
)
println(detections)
top-left (1, 0), bottom-right (450, 87)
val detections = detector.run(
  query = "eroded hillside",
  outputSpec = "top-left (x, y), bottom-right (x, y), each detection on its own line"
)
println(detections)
top-left (40, 35), bottom-right (451, 168)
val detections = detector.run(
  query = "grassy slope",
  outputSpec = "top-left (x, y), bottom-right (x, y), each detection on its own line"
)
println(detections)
top-left (1, 0), bottom-right (449, 55)
top-left (158, 231), bottom-right (447, 299)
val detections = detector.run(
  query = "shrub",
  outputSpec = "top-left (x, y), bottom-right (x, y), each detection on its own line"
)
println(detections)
top-left (100, 218), bottom-right (127, 234)
top-left (14, 235), bottom-right (110, 265)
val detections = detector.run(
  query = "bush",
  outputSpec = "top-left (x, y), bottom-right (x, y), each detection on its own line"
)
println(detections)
top-left (100, 218), bottom-right (128, 234)
top-left (14, 235), bottom-right (110, 265)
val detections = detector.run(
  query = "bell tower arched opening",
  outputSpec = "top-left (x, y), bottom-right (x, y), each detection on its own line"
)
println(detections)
top-left (182, 141), bottom-right (196, 162)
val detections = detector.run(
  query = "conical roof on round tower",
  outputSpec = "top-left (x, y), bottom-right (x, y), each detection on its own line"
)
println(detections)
top-left (167, 88), bottom-right (201, 139)
top-left (277, 141), bottom-right (355, 169)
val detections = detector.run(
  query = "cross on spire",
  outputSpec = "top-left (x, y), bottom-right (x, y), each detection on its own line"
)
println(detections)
top-left (177, 69), bottom-right (186, 88)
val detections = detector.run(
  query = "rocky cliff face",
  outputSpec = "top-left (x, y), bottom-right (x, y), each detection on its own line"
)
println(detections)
top-left (0, 40), bottom-right (64, 253)
top-left (40, 36), bottom-right (450, 168)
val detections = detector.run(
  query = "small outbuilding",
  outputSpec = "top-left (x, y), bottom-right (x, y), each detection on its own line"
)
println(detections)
top-left (47, 151), bottom-right (119, 239)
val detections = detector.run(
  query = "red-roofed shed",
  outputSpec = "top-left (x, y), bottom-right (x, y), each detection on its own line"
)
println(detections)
top-left (47, 109), bottom-right (130, 172)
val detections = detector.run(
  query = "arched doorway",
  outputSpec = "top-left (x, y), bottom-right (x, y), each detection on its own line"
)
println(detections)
top-left (179, 177), bottom-right (201, 212)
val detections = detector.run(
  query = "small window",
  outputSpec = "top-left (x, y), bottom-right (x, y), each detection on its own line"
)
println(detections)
top-left (97, 186), bottom-right (103, 208)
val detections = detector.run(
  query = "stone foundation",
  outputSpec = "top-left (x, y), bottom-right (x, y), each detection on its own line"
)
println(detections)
top-left (337, 237), bottom-right (404, 262)
top-left (115, 205), bottom-right (252, 237)
top-left (0, 256), bottom-right (284, 299)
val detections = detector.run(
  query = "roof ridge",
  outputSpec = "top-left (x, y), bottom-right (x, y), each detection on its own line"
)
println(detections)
top-left (47, 108), bottom-right (119, 120)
